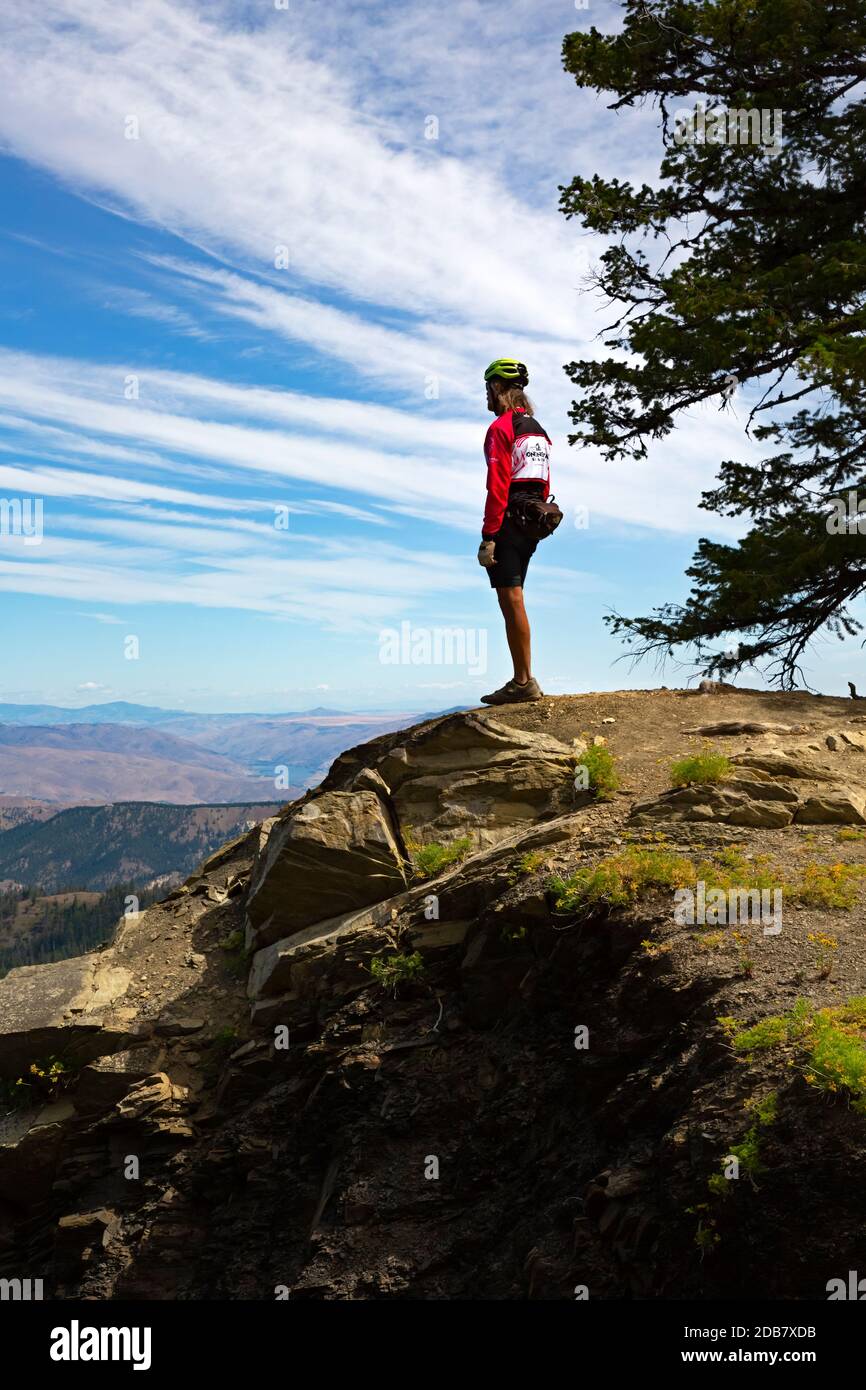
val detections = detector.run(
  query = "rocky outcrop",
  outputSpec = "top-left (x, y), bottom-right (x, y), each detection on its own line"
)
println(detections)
top-left (246, 811), bottom-right (578, 1028)
top-left (795, 792), bottom-right (866, 824)
top-left (245, 790), bottom-right (407, 951)
top-left (242, 711), bottom-right (577, 957)
top-left (632, 742), bottom-right (865, 826)
top-left (2, 693), bottom-right (866, 1302)
top-left (323, 710), bottom-right (577, 845)
top-left (730, 750), bottom-right (836, 781)
top-left (631, 783), bottom-right (796, 827)
top-left (0, 953), bottom-right (133, 1076)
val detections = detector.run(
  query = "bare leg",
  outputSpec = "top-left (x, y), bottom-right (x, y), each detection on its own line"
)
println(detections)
top-left (496, 586), bottom-right (532, 684)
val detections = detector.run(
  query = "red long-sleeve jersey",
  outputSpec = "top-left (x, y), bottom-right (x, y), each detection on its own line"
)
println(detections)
top-left (482, 407), bottom-right (552, 538)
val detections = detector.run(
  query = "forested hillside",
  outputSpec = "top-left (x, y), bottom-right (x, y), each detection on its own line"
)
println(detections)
top-left (0, 800), bottom-right (282, 893)
top-left (0, 883), bottom-right (163, 976)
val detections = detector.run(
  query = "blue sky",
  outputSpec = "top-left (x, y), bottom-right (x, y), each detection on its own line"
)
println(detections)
top-left (0, 0), bottom-right (860, 712)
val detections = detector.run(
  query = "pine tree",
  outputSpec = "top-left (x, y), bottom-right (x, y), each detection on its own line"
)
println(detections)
top-left (560, 0), bottom-right (866, 686)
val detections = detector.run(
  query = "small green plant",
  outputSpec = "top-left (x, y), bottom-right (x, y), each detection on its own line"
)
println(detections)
top-left (212, 1026), bottom-right (239, 1053)
top-left (796, 862), bottom-right (865, 909)
top-left (709, 1100), bottom-right (776, 1195)
top-left (0, 1055), bottom-right (73, 1111)
top-left (732, 998), bottom-right (866, 1112)
top-left (501, 924), bottom-right (528, 945)
top-left (512, 850), bottom-right (547, 878)
top-left (709, 1092), bottom-right (778, 1196)
top-left (745, 1091), bottom-right (779, 1127)
top-left (837, 828), bottom-right (865, 842)
top-left (640, 938), bottom-right (673, 958)
top-left (669, 749), bottom-right (732, 787)
top-left (218, 929), bottom-right (244, 952)
top-left (706, 1173), bottom-right (730, 1198)
top-left (408, 835), bottom-right (472, 880)
top-left (733, 998), bottom-right (815, 1055)
top-left (808, 930), bottom-right (838, 979)
top-left (731, 930), bottom-right (754, 978)
top-left (734, 1013), bottom-right (792, 1053)
top-left (549, 844), bottom-right (695, 916)
top-left (711, 845), bottom-right (777, 889)
top-left (369, 951), bottom-right (425, 995)
top-left (689, 1203), bottom-right (720, 1255)
top-left (574, 742), bottom-right (620, 800)
top-left (729, 1101), bottom-right (773, 1182)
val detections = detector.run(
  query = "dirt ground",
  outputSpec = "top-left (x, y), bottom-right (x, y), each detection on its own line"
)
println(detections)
top-left (496, 684), bottom-right (864, 798)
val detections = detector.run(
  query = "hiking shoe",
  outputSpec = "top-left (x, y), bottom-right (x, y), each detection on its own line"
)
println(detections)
top-left (480, 677), bottom-right (543, 705)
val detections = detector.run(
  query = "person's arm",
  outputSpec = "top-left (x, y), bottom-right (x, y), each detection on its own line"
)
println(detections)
top-left (482, 416), bottom-right (513, 538)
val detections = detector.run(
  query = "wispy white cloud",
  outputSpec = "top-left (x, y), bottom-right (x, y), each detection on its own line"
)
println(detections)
top-left (0, 0), bottom-right (764, 670)
top-left (0, 0), bottom-right (587, 336)
top-left (98, 284), bottom-right (212, 340)
top-left (0, 347), bottom-right (751, 539)
top-left (0, 461), bottom-right (250, 511)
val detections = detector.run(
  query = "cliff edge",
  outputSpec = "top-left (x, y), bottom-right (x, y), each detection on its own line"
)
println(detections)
top-left (2, 688), bottom-right (865, 1299)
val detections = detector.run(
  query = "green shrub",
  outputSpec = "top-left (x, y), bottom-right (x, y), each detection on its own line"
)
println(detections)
top-left (670, 750), bottom-right (732, 787)
top-left (733, 998), bottom-right (815, 1055)
top-left (549, 844), bottom-right (695, 915)
top-left (796, 862), bottom-right (866, 909)
top-left (575, 743), bottom-right (620, 800)
top-left (709, 1092), bottom-right (778, 1196)
top-left (808, 1023), bottom-right (866, 1109)
top-left (369, 951), bottom-right (425, 994)
top-left (733, 997), bottom-right (866, 1112)
top-left (513, 850), bottom-right (547, 876)
top-left (0, 1055), bottom-right (73, 1111)
top-left (218, 929), bottom-right (244, 952)
top-left (710, 845), bottom-right (778, 891)
top-left (408, 835), bottom-right (472, 880)
top-left (550, 837), bottom-right (863, 924)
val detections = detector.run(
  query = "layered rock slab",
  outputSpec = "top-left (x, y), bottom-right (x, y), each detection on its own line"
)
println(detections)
top-left (630, 783), bottom-right (796, 827)
top-left (0, 954), bottom-right (132, 1077)
top-left (373, 712), bottom-right (576, 845)
top-left (245, 713), bottom-right (578, 951)
top-left (246, 811), bottom-right (581, 1022)
top-left (246, 790), bottom-right (407, 950)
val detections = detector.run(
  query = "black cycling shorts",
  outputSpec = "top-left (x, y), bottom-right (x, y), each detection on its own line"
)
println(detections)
top-left (486, 515), bottom-right (538, 589)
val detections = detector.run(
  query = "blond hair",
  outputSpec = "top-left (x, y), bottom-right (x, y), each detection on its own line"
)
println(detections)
top-left (490, 382), bottom-right (535, 415)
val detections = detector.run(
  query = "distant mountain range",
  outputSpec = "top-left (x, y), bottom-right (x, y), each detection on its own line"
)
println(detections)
top-left (0, 699), bottom-right (467, 970)
top-left (0, 798), bottom-right (67, 833)
top-left (0, 701), bottom-right (355, 725)
top-left (0, 724), bottom-right (276, 803)
top-left (0, 800), bottom-right (283, 893)
top-left (0, 701), bottom-right (464, 805)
